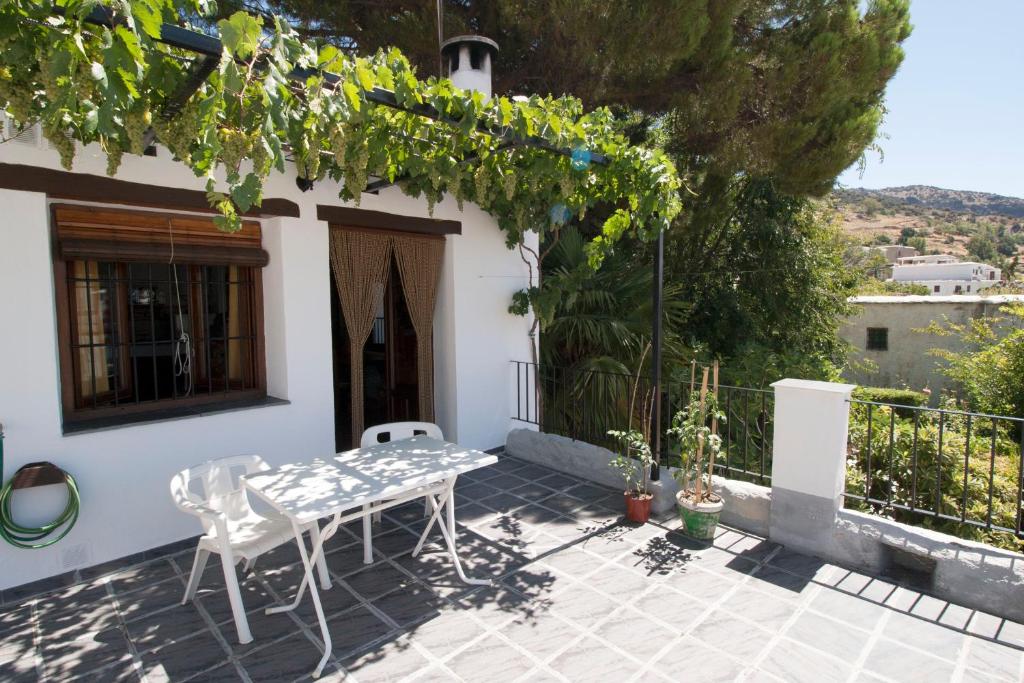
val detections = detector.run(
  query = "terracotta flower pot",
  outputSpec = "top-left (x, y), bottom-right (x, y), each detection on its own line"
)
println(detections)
top-left (624, 491), bottom-right (653, 523)
top-left (676, 492), bottom-right (723, 540)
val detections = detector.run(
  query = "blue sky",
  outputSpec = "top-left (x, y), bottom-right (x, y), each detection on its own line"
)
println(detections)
top-left (836, 1), bottom-right (1024, 198)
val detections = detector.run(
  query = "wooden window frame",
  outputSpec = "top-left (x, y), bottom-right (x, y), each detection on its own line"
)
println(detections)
top-left (51, 207), bottom-right (268, 428)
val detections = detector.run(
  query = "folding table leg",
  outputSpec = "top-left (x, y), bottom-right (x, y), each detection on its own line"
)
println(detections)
top-left (288, 518), bottom-right (333, 678)
top-left (268, 514), bottom-right (341, 615)
top-left (414, 477), bottom-right (491, 586)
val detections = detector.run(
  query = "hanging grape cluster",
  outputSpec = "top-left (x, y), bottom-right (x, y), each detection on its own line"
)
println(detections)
top-left (0, 0), bottom-right (683, 312)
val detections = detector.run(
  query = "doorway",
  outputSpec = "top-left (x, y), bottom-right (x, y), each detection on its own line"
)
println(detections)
top-left (331, 254), bottom-right (419, 452)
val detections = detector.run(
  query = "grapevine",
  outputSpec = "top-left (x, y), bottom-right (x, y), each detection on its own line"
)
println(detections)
top-left (0, 0), bottom-right (683, 316)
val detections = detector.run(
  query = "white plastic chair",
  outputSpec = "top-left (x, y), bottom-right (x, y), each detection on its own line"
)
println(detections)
top-left (360, 421), bottom-right (443, 449)
top-left (170, 455), bottom-right (331, 644)
top-left (359, 422), bottom-right (444, 555)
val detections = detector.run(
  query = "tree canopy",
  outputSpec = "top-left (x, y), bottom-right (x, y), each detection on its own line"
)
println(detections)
top-left (231, 0), bottom-right (911, 197)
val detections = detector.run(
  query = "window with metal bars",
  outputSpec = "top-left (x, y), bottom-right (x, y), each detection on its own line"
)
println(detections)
top-left (56, 258), bottom-right (266, 425)
top-left (866, 327), bottom-right (889, 352)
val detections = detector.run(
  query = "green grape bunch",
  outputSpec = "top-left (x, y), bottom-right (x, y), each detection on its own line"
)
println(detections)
top-left (124, 106), bottom-right (152, 155)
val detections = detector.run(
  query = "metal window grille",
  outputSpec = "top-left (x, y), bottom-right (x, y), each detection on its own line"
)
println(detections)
top-left (65, 261), bottom-right (261, 412)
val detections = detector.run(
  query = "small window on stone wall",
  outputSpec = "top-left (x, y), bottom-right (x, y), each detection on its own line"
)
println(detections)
top-left (866, 327), bottom-right (889, 352)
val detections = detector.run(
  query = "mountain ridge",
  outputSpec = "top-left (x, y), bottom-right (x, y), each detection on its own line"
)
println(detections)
top-left (836, 185), bottom-right (1024, 218)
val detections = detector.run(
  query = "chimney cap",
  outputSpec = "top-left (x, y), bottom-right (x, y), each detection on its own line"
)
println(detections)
top-left (440, 35), bottom-right (499, 58)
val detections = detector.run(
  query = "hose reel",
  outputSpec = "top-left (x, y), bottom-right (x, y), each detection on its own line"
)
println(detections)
top-left (0, 424), bottom-right (80, 549)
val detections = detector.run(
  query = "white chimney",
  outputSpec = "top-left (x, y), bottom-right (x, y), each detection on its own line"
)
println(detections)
top-left (440, 35), bottom-right (499, 98)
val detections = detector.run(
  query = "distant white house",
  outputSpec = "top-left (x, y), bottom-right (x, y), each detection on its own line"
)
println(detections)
top-left (890, 254), bottom-right (1001, 295)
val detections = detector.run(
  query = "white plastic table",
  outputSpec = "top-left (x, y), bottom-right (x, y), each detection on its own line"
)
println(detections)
top-left (242, 436), bottom-right (498, 677)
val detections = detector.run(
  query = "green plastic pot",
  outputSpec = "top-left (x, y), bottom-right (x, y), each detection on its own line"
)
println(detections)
top-left (676, 493), bottom-right (723, 541)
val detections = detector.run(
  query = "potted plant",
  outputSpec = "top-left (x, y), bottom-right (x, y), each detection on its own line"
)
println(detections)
top-left (668, 362), bottom-right (727, 540)
top-left (607, 429), bottom-right (655, 523)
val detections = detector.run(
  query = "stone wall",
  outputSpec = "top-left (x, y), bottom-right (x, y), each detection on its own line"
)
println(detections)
top-left (505, 429), bottom-right (771, 536)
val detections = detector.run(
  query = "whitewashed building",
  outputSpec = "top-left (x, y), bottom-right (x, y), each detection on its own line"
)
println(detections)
top-left (0, 37), bottom-right (537, 591)
top-left (890, 255), bottom-right (1001, 295)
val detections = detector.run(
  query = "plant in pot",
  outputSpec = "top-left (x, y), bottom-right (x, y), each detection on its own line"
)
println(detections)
top-left (668, 363), bottom-right (727, 540)
top-left (607, 429), bottom-right (655, 523)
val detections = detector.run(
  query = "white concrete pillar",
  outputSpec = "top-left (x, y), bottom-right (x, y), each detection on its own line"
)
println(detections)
top-left (768, 378), bottom-right (856, 555)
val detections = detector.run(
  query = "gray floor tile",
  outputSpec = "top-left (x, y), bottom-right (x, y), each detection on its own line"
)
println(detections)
top-left (443, 633), bottom-right (535, 682)
top-left (807, 588), bottom-right (885, 632)
top-left (0, 628), bottom-right (39, 682)
top-left (689, 611), bottom-right (772, 661)
top-left (344, 563), bottom-right (415, 601)
top-left (721, 586), bottom-right (801, 628)
top-left (8, 509), bottom-right (1024, 683)
top-left (403, 612), bottom-right (485, 658)
top-left (632, 585), bottom-right (710, 633)
top-left (882, 611), bottom-right (966, 656)
top-left (239, 632), bottom-right (326, 682)
top-left (341, 636), bottom-right (431, 681)
top-left (653, 637), bottom-right (746, 682)
top-left (862, 637), bottom-right (958, 680)
top-left (324, 605), bottom-right (396, 658)
top-left (535, 473), bottom-right (578, 491)
top-left (962, 636), bottom-right (1024, 682)
top-left (40, 626), bottom-right (132, 680)
top-left (139, 629), bottom-right (229, 682)
top-left (35, 583), bottom-right (120, 637)
top-left (124, 602), bottom-right (212, 653)
top-left (783, 610), bottom-right (871, 663)
top-left (760, 638), bottom-right (852, 683)
top-left (371, 585), bottom-right (446, 628)
top-left (593, 606), bottom-right (676, 660)
top-left (499, 612), bottom-right (583, 661)
top-left (548, 636), bottom-right (643, 680)
top-left (547, 583), bottom-right (619, 628)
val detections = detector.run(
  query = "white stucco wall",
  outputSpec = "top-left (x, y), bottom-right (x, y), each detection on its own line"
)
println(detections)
top-left (0, 138), bottom-right (534, 589)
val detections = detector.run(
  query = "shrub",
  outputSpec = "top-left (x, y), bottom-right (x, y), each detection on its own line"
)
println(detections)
top-left (846, 401), bottom-right (1023, 552)
top-left (852, 386), bottom-right (929, 407)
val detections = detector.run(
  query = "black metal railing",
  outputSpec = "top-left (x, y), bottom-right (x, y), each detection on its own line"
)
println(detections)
top-left (511, 361), bottom-right (774, 484)
top-left (845, 399), bottom-right (1024, 547)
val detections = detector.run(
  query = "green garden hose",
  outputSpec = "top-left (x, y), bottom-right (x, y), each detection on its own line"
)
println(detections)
top-left (0, 424), bottom-right (80, 549)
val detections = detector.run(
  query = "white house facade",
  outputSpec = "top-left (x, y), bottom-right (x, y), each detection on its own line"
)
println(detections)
top-left (0, 128), bottom-right (536, 591)
top-left (890, 257), bottom-right (1001, 295)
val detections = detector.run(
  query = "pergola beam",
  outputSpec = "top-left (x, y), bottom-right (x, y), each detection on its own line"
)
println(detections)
top-left (64, 6), bottom-right (609, 168)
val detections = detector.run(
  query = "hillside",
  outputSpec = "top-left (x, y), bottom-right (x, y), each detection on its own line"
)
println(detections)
top-left (834, 185), bottom-right (1024, 260)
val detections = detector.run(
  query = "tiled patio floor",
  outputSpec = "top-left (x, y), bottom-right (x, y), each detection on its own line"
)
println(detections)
top-left (2, 452), bottom-right (1023, 682)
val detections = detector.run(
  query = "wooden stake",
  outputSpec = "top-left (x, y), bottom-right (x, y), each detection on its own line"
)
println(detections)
top-left (706, 360), bottom-right (719, 499)
top-left (690, 359), bottom-right (696, 393)
top-left (693, 367), bottom-right (709, 502)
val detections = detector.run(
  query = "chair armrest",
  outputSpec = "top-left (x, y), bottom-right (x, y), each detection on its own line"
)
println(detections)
top-left (172, 496), bottom-right (225, 523)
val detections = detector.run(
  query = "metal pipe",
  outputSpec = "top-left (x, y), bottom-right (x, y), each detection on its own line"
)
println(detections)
top-left (649, 229), bottom-right (664, 481)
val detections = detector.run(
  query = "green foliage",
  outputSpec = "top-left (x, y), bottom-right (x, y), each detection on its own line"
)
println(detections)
top-left (607, 429), bottom-right (654, 496)
top-left (924, 303), bottom-right (1024, 419)
top-left (854, 279), bottom-right (930, 296)
top-left (846, 401), bottom-right (1023, 552)
top-left (0, 0), bottom-right (682, 318)
top-left (667, 390), bottom-right (726, 501)
top-left (968, 234), bottom-right (997, 262)
top-left (670, 180), bottom-right (859, 388)
top-left (906, 235), bottom-right (927, 254)
top-left (852, 386), bottom-right (929, 408)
